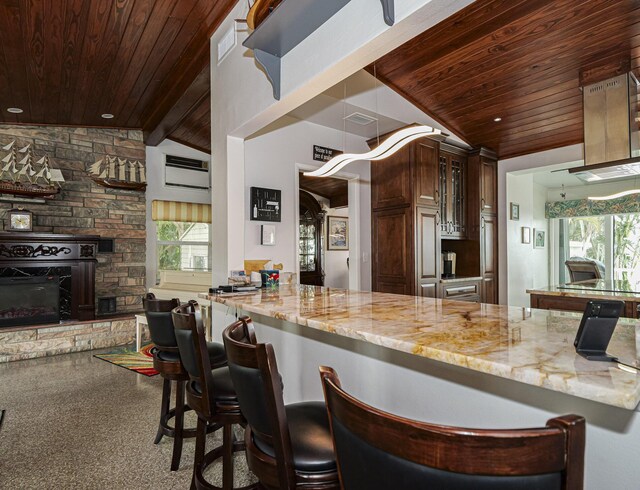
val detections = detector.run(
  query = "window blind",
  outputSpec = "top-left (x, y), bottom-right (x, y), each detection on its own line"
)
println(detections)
top-left (151, 200), bottom-right (212, 223)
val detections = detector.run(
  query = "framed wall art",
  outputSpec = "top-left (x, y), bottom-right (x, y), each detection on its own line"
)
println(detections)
top-left (327, 216), bottom-right (348, 250)
top-left (510, 202), bottom-right (520, 220)
top-left (250, 187), bottom-right (281, 222)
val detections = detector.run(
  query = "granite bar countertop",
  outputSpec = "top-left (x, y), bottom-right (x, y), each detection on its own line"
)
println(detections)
top-left (528, 280), bottom-right (640, 301)
top-left (203, 285), bottom-right (640, 410)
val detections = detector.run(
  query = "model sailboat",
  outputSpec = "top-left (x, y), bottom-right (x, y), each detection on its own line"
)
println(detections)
top-left (0, 141), bottom-right (63, 197)
top-left (88, 155), bottom-right (146, 191)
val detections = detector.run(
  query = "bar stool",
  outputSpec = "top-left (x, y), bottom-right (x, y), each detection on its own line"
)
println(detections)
top-left (222, 316), bottom-right (339, 490)
top-left (142, 293), bottom-right (226, 471)
top-left (319, 365), bottom-right (586, 490)
top-left (172, 301), bottom-right (257, 490)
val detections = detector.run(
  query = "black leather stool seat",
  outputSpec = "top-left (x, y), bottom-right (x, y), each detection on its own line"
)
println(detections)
top-left (207, 341), bottom-right (227, 366)
top-left (254, 402), bottom-right (337, 473)
top-left (191, 367), bottom-right (238, 403)
top-left (156, 341), bottom-right (226, 365)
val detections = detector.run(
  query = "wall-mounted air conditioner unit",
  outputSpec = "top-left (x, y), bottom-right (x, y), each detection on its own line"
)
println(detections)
top-left (164, 154), bottom-right (210, 191)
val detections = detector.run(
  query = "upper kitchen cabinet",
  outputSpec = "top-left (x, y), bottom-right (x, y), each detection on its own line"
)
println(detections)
top-left (414, 138), bottom-right (440, 208)
top-left (479, 153), bottom-right (497, 215)
top-left (371, 144), bottom-right (413, 210)
top-left (439, 144), bottom-right (467, 239)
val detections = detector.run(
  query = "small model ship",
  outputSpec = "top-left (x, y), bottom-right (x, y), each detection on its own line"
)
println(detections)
top-left (89, 155), bottom-right (146, 191)
top-left (0, 141), bottom-right (64, 198)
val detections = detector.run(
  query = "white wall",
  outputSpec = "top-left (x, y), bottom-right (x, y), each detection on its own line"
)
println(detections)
top-left (498, 144), bottom-right (583, 304)
top-left (210, 0), bottom-right (472, 285)
top-left (244, 117), bottom-right (371, 291)
top-left (145, 140), bottom-right (211, 287)
top-left (324, 206), bottom-right (350, 289)
top-left (506, 174), bottom-right (549, 307)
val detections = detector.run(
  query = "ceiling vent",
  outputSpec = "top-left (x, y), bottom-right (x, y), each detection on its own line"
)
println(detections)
top-left (344, 112), bottom-right (377, 126)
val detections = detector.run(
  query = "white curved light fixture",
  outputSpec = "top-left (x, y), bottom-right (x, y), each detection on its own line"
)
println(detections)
top-left (304, 125), bottom-right (442, 177)
top-left (588, 189), bottom-right (640, 201)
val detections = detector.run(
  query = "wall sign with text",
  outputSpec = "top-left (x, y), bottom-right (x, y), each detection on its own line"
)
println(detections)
top-left (250, 187), bottom-right (281, 222)
top-left (313, 145), bottom-right (342, 163)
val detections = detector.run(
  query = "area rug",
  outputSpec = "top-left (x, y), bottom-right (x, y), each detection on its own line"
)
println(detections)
top-left (94, 343), bottom-right (158, 377)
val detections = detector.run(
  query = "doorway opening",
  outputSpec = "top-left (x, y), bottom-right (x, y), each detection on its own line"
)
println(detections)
top-left (298, 173), bottom-right (350, 288)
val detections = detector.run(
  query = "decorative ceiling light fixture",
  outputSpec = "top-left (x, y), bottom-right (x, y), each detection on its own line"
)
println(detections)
top-left (304, 125), bottom-right (442, 177)
top-left (588, 189), bottom-right (640, 201)
top-left (7, 107), bottom-right (23, 114)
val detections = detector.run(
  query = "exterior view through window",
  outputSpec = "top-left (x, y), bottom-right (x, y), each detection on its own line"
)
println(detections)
top-left (560, 213), bottom-right (640, 289)
top-left (156, 221), bottom-right (211, 280)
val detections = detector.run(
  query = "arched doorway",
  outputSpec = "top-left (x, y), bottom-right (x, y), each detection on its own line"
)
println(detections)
top-left (299, 190), bottom-right (324, 286)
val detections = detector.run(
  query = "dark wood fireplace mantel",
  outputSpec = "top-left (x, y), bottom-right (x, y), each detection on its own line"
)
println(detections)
top-left (0, 232), bottom-right (99, 321)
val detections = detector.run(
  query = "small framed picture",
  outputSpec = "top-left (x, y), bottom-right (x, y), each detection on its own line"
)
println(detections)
top-left (261, 224), bottom-right (276, 246)
top-left (521, 226), bottom-right (531, 244)
top-left (510, 202), bottom-right (520, 220)
top-left (327, 216), bottom-right (349, 250)
top-left (534, 229), bottom-right (545, 248)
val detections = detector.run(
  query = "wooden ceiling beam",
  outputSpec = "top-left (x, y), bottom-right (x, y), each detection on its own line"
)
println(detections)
top-left (143, 61), bottom-right (210, 148)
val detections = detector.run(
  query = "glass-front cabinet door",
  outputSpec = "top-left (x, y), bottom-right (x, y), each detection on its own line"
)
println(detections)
top-left (299, 191), bottom-right (324, 286)
top-left (440, 151), bottom-right (467, 239)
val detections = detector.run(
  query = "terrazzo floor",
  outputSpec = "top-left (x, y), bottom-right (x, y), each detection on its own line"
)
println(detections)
top-left (0, 347), bottom-right (257, 489)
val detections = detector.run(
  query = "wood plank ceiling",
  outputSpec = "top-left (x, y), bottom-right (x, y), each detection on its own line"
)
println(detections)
top-left (372, 0), bottom-right (640, 159)
top-left (0, 0), bottom-right (233, 153)
top-left (299, 173), bottom-right (348, 208)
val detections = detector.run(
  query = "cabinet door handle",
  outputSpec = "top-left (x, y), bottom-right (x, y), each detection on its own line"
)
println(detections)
top-left (435, 211), bottom-right (440, 225)
top-left (481, 198), bottom-right (486, 209)
top-left (446, 285), bottom-right (477, 296)
top-left (481, 216), bottom-right (485, 230)
top-left (435, 189), bottom-right (439, 205)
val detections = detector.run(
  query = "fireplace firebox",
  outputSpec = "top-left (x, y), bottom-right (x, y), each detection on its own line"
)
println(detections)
top-left (0, 233), bottom-right (99, 328)
top-left (0, 276), bottom-right (60, 327)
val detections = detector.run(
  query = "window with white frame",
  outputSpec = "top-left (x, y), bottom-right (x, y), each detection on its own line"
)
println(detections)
top-left (557, 213), bottom-right (640, 289)
top-left (156, 221), bottom-right (211, 277)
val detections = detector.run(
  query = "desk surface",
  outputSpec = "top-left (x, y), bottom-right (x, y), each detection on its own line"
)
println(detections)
top-left (528, 280), bottom-right (640, 301)
top-left (205, 285), bottom-right (640, 410)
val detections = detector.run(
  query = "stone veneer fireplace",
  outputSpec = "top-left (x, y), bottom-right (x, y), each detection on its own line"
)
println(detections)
top-left (0, 232), bottom-right (99, 328)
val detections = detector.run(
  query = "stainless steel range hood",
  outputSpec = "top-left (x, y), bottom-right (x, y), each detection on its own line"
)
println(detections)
top-left (569, 72), bottom-right (640, 182)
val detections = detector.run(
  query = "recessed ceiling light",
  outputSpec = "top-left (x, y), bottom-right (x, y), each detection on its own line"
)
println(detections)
top-left (7, 107), bottom-right (23, 114)
top-left (101, 113), bottom-right (114, 119)
top-left (493, 117), bottom-right (502, 122)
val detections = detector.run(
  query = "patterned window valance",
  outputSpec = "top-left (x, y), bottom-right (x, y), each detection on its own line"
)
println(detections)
top-left (152, 200), bottom-right (212, 223)
top-left (546, 194), bottom-right (640, 219)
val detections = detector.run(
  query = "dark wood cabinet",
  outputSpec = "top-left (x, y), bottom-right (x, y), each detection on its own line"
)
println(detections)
top-left (371, 144), bottom-right (412, 210)
top-left (466, 147), bottom-right (499, 304)
top-left (415, 139), bottom-right (440, 208)
top-left (370, 135), bottom-right (499, 303)
top-left (439, 146), bottom-right (467, 239)
top-left (480, 157), bottom-right (497, 215)
top-left (530, 294), bottom-right (640, 319)
top-left (372, 206), bottom-right (414, 295)
top-left (416, 207), bottom-right (441, 295)
top-left (480, 203), bottom-right (498, 304)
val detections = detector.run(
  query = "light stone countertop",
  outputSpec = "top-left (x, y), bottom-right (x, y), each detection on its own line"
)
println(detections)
top-left (203, 285), bottom-right (640, 410)
top-left (527, 280), bottom-right (640, 301)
